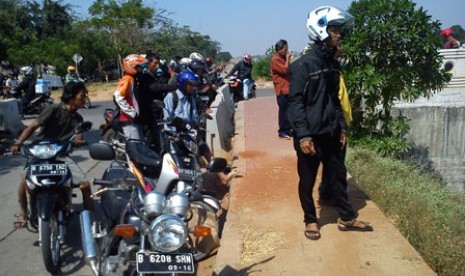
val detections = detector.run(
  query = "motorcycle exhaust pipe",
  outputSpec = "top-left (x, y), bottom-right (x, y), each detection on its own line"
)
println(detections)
top-left (80, 210), bottom-right (99, 276)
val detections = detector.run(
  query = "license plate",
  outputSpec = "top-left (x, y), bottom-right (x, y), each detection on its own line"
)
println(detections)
top-left (178, 169), bottom-right (201, 181)
top-left (136, 252), bottom-right (194, 274)
top-left (31, 164), bottom-right (68, 176)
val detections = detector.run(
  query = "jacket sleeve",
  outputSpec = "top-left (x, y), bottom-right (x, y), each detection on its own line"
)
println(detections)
top-left (287, 59), bottom-right (311, 140)
top-left (148, 82), bottom-right (178, 94)
top-left (113, 76), bottom-right (137, 119)
top-left (270, 55), bottom-right (288, 75)
top-left (225, 63), bottom-right (239, 78)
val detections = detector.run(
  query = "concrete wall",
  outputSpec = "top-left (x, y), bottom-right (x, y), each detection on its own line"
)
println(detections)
top-left (206, 85), bottom-right (236, 162)
top-left (394, 48), bottom-right (465, 191)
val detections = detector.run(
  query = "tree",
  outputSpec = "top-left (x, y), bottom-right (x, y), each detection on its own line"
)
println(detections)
top-left (152, 25), bottom-right (220, 60)
top-left (217, 52), bottom-right (233, 62)
top-left (344, 0), bottom-right (450, 142)
top-left (88, 0), bottom-right (155, 75)
top-left (251, 46), bottom-right (274, 80)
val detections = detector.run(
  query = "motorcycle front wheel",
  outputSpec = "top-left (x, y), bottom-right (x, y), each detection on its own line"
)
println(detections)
top-left (40, 214), bottom-right (61, 274)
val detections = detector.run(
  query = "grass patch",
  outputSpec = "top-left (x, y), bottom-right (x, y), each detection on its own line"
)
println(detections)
top-left (347, 147), bottom-right (465, 276)
top-left (50, 81), bottom-right (117, 102)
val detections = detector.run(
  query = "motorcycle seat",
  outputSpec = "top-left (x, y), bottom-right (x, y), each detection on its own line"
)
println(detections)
top-left (126, 140), bottom-right (161, 167)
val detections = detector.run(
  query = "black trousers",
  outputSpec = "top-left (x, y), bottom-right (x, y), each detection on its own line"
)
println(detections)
top-left (294, 134), bottom-right (356, 224)
top-left (276, 94), bottom-right (290, 135)
top-left (319, 145), bottom-right (347, 200)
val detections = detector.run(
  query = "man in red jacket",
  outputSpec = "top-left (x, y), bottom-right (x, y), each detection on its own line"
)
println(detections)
top-left (270, 39), bottom-right (292, 139)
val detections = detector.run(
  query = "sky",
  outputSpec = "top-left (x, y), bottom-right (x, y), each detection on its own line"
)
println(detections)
top-left (65, 0), bottom-right (465, 57)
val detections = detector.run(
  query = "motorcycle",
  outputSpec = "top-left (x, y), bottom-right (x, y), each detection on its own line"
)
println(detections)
top-left (81, 118), bottom-right (226, 275)
top-left (224, 76), bottom-right (256, 103)
top-left (22, 91), bottom-right (54, 116)
top-left (22, 121), bottom-right (92, 274)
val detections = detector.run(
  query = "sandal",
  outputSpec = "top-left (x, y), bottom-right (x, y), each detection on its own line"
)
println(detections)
top-left (338, 218), bottom-right (373, 232)
top-left (13, 213), bottom-right (28, 229)
top-left (304, 223), bottom-right (321, 240)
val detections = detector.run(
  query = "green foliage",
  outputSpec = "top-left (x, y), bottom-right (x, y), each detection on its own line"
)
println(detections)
top-left (347, 147), bottom-right (465, 275)
top-left (344, 0), bottom-right (451, 139)
top-left (152, 25), bottom-right (220, 60)
top-left (251, 46), bottom-right (274, 80)
top-left (217, 52), bottom-right (233, 62)
top-left (0, 0), bottom-right (222, 79)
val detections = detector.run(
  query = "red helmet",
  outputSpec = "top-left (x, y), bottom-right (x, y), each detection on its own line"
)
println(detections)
top-left (122, 54), bottom-right (147, 75)
top-left (441, 28), bottom-right (453, 37)
top-left (242, 53), bottom-right (252, 64)
top-left (205, 56), bottom-right (213, 67)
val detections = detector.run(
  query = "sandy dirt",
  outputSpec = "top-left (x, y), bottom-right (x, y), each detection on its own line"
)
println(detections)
top-left (213, 96), bottom-right (436, 276)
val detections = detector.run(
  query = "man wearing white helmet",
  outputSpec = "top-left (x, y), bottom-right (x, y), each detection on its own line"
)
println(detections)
top-left (288, 6), bottom-right (373, 240)
top-left (16, 66), bottom-right (36, 116)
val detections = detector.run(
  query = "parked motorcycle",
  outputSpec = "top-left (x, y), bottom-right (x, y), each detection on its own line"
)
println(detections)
top-left (22, 91), bottom-right (54, 116)
top-left (224, 76), bottom-right (256, 103)
top-left (81, 129), bottom-right (226, 275)
top-left (22, 121), bottom-right (92, 274)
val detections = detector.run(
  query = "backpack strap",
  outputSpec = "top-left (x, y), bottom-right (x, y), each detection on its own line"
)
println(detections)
top-left (171, 90), bottom-right (179, 111)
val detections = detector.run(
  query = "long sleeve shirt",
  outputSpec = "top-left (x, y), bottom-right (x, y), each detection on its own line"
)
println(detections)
top-left (163, 89), bottom-right (198, 132)
top-left (270, 53), bottom-right (290, 96)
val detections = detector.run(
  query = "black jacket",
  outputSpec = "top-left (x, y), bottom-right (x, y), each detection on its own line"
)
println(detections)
top-left (16, 75), bottom-right (36, 96)
top-left (226, 61), bottom-right (253, 80)
top-left (135, 71), bottom-right (177, 125)
top-left (287, 43), bottom-right (347, 141)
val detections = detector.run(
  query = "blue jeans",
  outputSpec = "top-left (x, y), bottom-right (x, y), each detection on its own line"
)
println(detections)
top-left (243, 79), bottom-right (254, 100)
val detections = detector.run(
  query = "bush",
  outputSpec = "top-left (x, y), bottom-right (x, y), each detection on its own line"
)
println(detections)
top-left (347, 147), bottom-right (465, 275)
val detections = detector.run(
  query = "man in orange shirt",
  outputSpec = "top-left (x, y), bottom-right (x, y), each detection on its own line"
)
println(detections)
top-left (270, 39), bottom-right (292, 139)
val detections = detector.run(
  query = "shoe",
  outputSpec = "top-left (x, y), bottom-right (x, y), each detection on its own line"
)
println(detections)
top-left (278, 133), bottom-right (291, 140)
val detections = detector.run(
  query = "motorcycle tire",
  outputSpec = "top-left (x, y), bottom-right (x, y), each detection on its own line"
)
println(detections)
top-left (188, 201), bottom-right (219, 262)
top-left (40, 214), bottom-right (61, 274)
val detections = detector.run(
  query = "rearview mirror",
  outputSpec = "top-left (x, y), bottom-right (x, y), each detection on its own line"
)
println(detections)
top-left (89, 142), bottom-right (115, 161)
top-left (76, 121), bottom-right (92, 133)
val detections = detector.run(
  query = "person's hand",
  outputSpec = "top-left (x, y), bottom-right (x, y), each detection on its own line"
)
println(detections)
top-left (73, 139), bottom-right (88, 147)
top-left (340, 132), bottom-right (347, 150)
top-left (10, 144), bottom-right (21, 155)
top-left (300, 139), bottom-right (316, 155)
top-left (286, 51), bottom-right (292, 60)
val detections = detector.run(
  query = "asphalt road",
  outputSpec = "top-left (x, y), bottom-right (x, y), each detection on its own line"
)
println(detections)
top-left (0, 88), bottom-right (275, 275)
top-left (0, 101), bottom-right (114, 276)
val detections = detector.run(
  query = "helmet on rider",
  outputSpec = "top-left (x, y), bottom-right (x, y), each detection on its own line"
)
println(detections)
top-left (20, 66), bottom-right (34, 76)
top-left (67, 65), bottom-right (76, 73)
top-left (306, 6), bottom-right (353, 42)
top-left (205, 56), bottom-right (213, 67)
top-left (177, 70), bottom-right (199, 94)
top-left (242, 53), bottom-right (252, 64)
top-left (189, 60), bottom-right (206, 73)
top-left (122, 54), bottom-right (148, 75)
top-left (441, 28), bottom-right (453, 37)
top-left (189, 52), bottom-right (205, 62)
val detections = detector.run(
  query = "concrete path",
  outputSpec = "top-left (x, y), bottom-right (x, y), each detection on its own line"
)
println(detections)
top-left (213, 96), bottom-right (435, 275)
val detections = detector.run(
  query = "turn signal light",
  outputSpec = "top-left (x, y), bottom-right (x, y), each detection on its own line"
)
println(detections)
top-left (194, 226), bottom-right (211, 237)
top-left (115, 224), bottom-right (136, 238)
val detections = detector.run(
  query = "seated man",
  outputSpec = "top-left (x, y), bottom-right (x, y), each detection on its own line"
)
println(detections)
top-left (10, 82), bottom-right (94, 228)
top-left (163, 70), bottom-right (238, 185)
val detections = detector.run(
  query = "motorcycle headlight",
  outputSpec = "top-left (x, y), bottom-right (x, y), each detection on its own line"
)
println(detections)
top-left (182, 139), bottom-right (198, 155)
top-left (29, 144), bottom-right (63, 159)
top-left (148, 214), bottom-right (187, 252)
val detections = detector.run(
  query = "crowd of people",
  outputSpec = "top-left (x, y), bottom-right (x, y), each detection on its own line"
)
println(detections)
top-left (8, 3), bottom-right (465, 240)
top-left (9, 50), bottom-right (245, 228)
